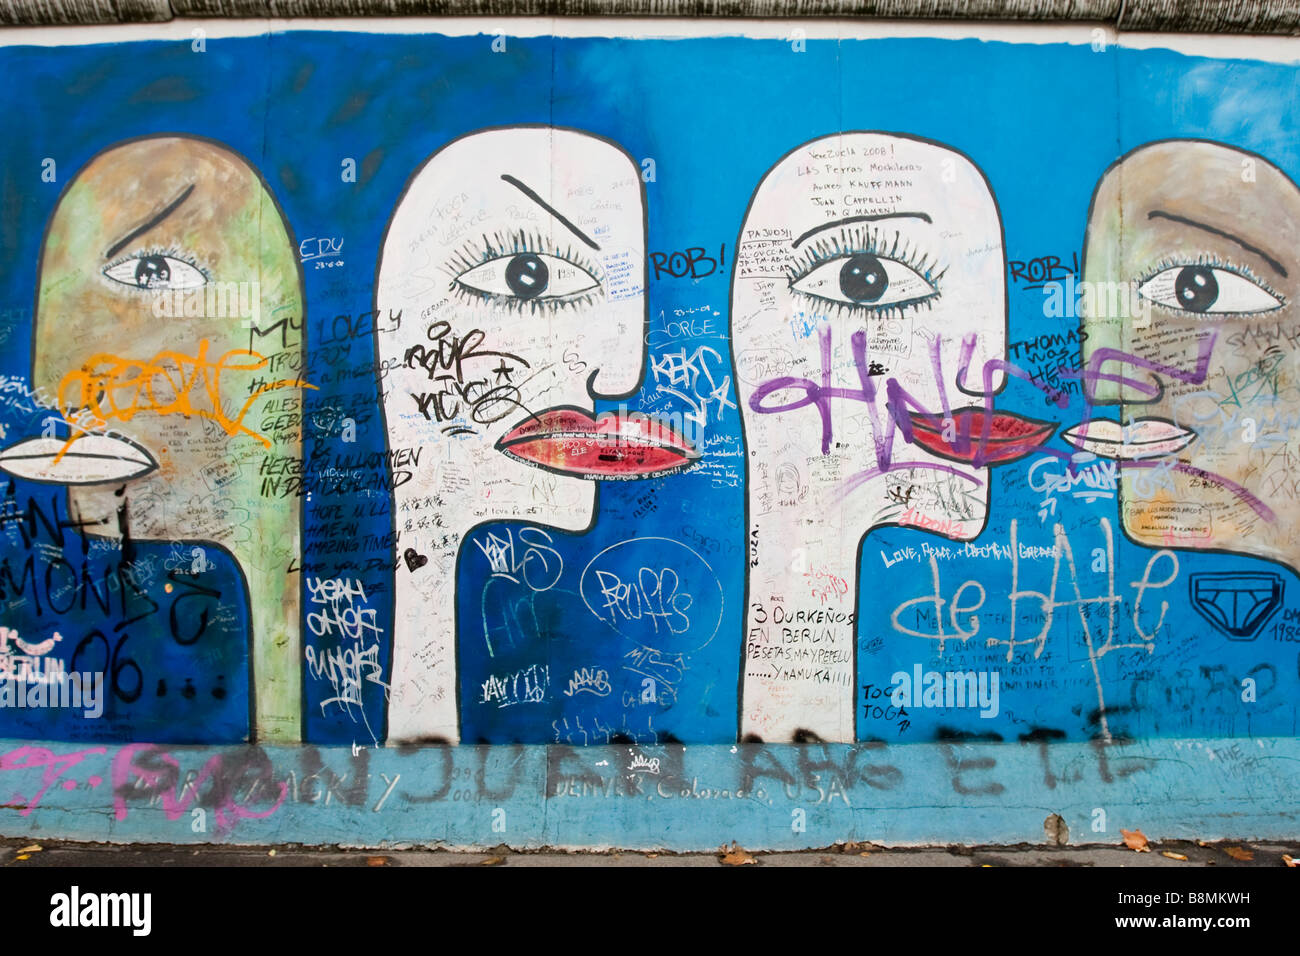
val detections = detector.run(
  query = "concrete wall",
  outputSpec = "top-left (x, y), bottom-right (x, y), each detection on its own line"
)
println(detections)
top-left (0, 20), bottom-right (1297, 848)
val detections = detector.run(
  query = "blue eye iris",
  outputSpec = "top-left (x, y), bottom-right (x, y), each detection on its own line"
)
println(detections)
top-left (452, 240), bottom-right (599, 311)
top-left (839, 253), bottom-right (887, 303)
top-left (103, 254), bottom-right (206, 291)
top-left (134, 255), bottom-right (171, 288)
top-left (790, 248), bottom-right (938, 314)
top-left (504, 253), bottom-right (549, 300)
top-left (1175, 266), bottom-right (1218, 312)
top-left (1137, 263), bottom-right (1282, 315)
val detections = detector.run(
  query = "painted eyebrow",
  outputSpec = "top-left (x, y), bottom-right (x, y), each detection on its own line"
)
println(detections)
top-left (103, 183), bottom-right (196, 260)
top-left (1148, 209), bottom-right (1288, 279)
top-left (791, 212), bottom-right (933, 249)
top-left (500, 175), bottom-right (600, 251)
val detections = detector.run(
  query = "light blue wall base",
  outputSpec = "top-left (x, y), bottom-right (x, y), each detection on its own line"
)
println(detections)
top-left (0, 737), bottom-right (1293, 849)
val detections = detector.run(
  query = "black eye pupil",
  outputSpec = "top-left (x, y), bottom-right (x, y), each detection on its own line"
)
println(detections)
top-left (134, 255), bottom-right (170, 288)
top-left (505, 253), bottom-right (549, 300)
top-left (1175, 265), bottom-right (1218, 312)
top-left (839, 253), bottom-right (888, 303)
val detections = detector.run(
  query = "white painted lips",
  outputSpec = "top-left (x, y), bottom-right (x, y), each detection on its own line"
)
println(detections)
top-left (0, 435), bottom-right (158, 484)
top-left (1061, 418), bottom-right (1196, 461)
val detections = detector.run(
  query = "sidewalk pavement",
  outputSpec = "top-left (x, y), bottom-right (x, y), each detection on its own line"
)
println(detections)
top-left (2, 837), bottom-right (1296, 867)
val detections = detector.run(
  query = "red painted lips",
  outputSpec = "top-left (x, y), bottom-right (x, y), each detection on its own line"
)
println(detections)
top-left (496, 408), bottom-right (700, 479)
top-left (907, 406), bottom-right (1056, 465)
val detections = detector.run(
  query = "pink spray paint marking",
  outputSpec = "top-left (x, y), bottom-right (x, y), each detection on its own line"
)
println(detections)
top-left (111, 743), bottom-right (288, 833)
top-left (0, 744), bottom-right (108, 816)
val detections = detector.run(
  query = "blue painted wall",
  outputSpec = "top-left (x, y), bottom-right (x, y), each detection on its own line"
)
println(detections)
top-left (0, 27), bottom-right (1293, 757)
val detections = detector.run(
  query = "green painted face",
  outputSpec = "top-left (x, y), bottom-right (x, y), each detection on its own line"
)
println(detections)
top-left (6, 135), bottom-right (308, 742)
top-left (1078, 141), bottom-right (1300, 567)
top-left (27, 136), bottom-right (303, 547)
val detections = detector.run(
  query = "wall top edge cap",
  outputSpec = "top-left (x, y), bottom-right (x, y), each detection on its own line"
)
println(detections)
top-left (3, 0), bottom-right (1300, 34)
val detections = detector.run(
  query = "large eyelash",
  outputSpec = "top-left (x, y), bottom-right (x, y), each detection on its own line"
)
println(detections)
top-left (450, 283), bottom-right (603, 316)
top-left (793, 296), bottom-right (941, 324)
top-left (102, 245), bottom-right (210, 290)
top-left (445, 228), bottom-right (601, 278)
top-left (786, 224), bottom-right (947, 317)
top-left (445, 228), bottom-right (604, 314)
top-left (1137, 253), bottom-right (1287, 308)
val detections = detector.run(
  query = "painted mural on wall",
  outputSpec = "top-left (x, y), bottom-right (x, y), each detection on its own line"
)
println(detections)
top-left (0, 26), bottom-right (1296, 754)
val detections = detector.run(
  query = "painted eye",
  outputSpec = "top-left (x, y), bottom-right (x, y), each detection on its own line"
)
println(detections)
top-left (455, 253), bottom-right (599, 302)
top-left (1137, 265), bottom-right (1281, 314)
top-left (103, 255), bottom-right (206, 291)
top-left (791, 252), bottom-right (937, 310)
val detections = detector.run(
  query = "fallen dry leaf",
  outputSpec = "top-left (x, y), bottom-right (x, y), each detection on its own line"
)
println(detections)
top-left (1224, 846), bottom-right (1254, 862)
top-left (859, 851), bottom-right (872, 858)
top-left (719, 842), bottom-right (757, 865)
top-left (366, 856), bottom-right (388, 867)
top-left (480, 856), bottom-right (505, 866)
top-left (1161, 851), bottom-right (1188, 861)
top-left (1282, 854), bottom-right (1296, 868)
top-left (15, 855), bottom-right (29, 861)
top-left (17, 845), bottom-right (41, 854)
top-left (1121, 829), bottom-right (1151, 852)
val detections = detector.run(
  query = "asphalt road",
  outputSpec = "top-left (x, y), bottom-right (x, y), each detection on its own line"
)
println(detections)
top-left (1, 837), bottom-right (1295, 866)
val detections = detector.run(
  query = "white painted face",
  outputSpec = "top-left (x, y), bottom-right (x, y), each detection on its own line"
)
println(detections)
top-left (734, 133), bottom-right (1012, 744)
top-left (733, 133), bottom-right (1010, 544)
top-left (377, 126), bottom-right (651, 535)
top-left (377, 127), bottom-right (656, 744)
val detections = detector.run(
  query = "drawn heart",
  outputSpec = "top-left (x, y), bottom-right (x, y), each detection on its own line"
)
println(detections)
top-left (403, 548), bottom-right (428, 572)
